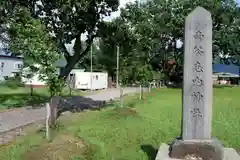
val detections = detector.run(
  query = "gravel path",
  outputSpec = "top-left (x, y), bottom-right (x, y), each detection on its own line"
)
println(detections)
top-left (0, 87), bottom-right (142, 134)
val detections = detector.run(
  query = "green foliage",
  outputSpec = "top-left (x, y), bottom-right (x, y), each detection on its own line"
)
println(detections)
top-left (8, 7), bottom-right (62, 96)
top-left (3, 0), bottom-right (240, 85)
top-left (97, 18), bottom-right (148, 84)
top-left (213, 84), bottom-right (234, 88)
top-left (3, 76), bottom-right (24, 89)
top-left (2, 0), bottom-right (119, 81)
top-left (110, 0), bottom-right (240, 83)
top-left (35, 0), bottom-right (119, 78)
top-left (120, 63), bottom-right (154, 85)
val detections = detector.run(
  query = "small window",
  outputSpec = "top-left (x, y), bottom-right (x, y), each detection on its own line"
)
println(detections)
top-left (15, 63), bottom-right (23, 69)
top-left (96, 75), bottom-right (98, 80)
top-left (1, 62), bottom-right (4, 68)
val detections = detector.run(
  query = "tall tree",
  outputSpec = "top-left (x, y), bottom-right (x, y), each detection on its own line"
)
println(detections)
top-left (1, 0), bottom-right (119, 79)
top-left (97, 18), bottom-right (155, 84)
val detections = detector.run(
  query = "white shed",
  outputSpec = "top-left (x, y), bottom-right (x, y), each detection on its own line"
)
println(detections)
top-left (69, 70), bottom-right (108, 90)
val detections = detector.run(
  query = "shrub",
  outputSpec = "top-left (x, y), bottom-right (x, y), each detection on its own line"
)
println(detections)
top-left (4, 76), bottom-right (24, 89)
top-left (213, 84), bottom-right (233, 88)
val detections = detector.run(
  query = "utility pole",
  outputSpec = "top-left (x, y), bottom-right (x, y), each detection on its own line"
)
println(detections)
top-left (90, 44), bottom-right (93, 91)
top-left (116, 45), bottom-right (119, 88)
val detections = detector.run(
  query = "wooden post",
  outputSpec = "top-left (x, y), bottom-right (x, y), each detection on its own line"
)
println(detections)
top-left (148, 83), bottom-right (151, 92)
top-left (120, 87), bottom-right (123, 107)
top-left (30, 83), bottom-right (33, 96)
top-left (46, 103), bottom-right (50, 140)
top-left (90, 44), bottom-right (93, 91)
top-left (67, 78), bottom-right (72, 96)
top-left (139, 85), bottom-right (142, 99)
top-left (116, 46), bottom-right (119, 88)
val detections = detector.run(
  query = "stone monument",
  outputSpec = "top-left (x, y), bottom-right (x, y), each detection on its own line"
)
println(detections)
top-left (155, 6), bottom-right (240, 160)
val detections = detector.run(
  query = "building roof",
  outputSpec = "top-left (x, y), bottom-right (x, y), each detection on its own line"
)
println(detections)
top-left (213, 72), bottom-right (239, 78)
top-left (0, 54), bottom-right (67, 68)
top-left (0, 54), bottom-right (23, 60)
top-left (213, 64), bottom-right (240, 76)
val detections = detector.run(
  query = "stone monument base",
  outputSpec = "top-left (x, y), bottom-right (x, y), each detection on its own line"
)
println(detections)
top-left (155, 142), bottom-right (240, 160)
top-left (169, 137), bottom-right (223, 160)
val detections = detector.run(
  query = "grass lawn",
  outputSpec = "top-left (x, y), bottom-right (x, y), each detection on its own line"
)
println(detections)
top-left (0, 85), bottom-right (84, 110)
top-left (0, 87), bottom-right (240, 160)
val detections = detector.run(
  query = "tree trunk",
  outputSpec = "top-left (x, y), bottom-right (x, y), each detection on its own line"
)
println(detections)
top-left (59, 36), bottom-right (94, 79)
top-left (59, 61), bottom-right (75, 80)
top-left (49, 96), bottom-right (60, 127)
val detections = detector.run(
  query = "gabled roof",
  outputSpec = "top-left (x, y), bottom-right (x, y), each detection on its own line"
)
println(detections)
top-left (0, 54), bottom-right (23, 60)
top-left (0, 54), bottom-right (67, 68)
top-left (213, 64), bottom-right (240, 76)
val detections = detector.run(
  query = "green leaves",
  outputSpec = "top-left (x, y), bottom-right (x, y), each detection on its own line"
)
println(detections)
top-left (8, 7), bottom-right (62, 96)
top-left (100, 0), bottom-right (240, 84)
top-left (119, 0), bottom-right (240, 82)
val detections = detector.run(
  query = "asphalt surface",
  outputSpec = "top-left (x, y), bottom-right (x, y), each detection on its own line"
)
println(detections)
top-left (0, 87), bottom-right (143, 133)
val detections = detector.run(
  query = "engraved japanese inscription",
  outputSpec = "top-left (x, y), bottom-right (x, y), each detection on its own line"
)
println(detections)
top-left (190, 108), bottom-right (202, 118)
top-left (194, 45), bottom-right (204, 56)
top-left (191, 92), bottom-right (203, 102)
top-left (182, 7), bottom-right (213, 140)
top-left (194, 61), bottom-right (204, 72)
top-left (192, 76), bottom-right (203, 86)
top-left (193, 30), bottom-right (204, 41)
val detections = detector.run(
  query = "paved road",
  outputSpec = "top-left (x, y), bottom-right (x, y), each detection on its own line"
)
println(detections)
top-left (0, 87), bottom-right (143, 133)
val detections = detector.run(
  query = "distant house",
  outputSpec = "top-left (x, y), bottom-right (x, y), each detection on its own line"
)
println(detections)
top-left (0, 55), bottom-right (23, 80)
top-left (0, 51), bottom-right (68, 87)
top-left (22, 58), bottom-right (67, 87)
top-left (212, 64), bottom-right (240, 85)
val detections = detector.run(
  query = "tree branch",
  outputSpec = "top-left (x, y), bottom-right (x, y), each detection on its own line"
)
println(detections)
top-left (72, 34), bottom-right (95, 63)
top-left (59, 34), bottom-right (95, 79)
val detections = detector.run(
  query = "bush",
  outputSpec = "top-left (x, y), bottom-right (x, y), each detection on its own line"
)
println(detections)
top-left (213, 84), bottom-right (233, 88)
top-left (4, 76), bottom-right (24, 89)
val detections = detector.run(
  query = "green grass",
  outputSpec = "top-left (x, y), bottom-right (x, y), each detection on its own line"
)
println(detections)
top-left (0, 86), bottom-right (84, 110)
top-left (0, 87), bottom-right (240, 160)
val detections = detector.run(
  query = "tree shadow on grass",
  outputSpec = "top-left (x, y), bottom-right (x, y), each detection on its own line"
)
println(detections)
top-left (0, 93), bottom-right (49, 109)
top-left (141, 144), bottom-right (158, 160)
top-left (0, 92), bottom-right (113, 114)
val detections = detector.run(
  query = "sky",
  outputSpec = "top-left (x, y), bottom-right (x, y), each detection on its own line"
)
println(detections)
top-left (103, 0), bottom-right (136, 21)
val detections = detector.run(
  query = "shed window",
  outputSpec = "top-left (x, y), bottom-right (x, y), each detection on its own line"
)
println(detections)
top-left (15, 63), bottom-right (23, 69)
